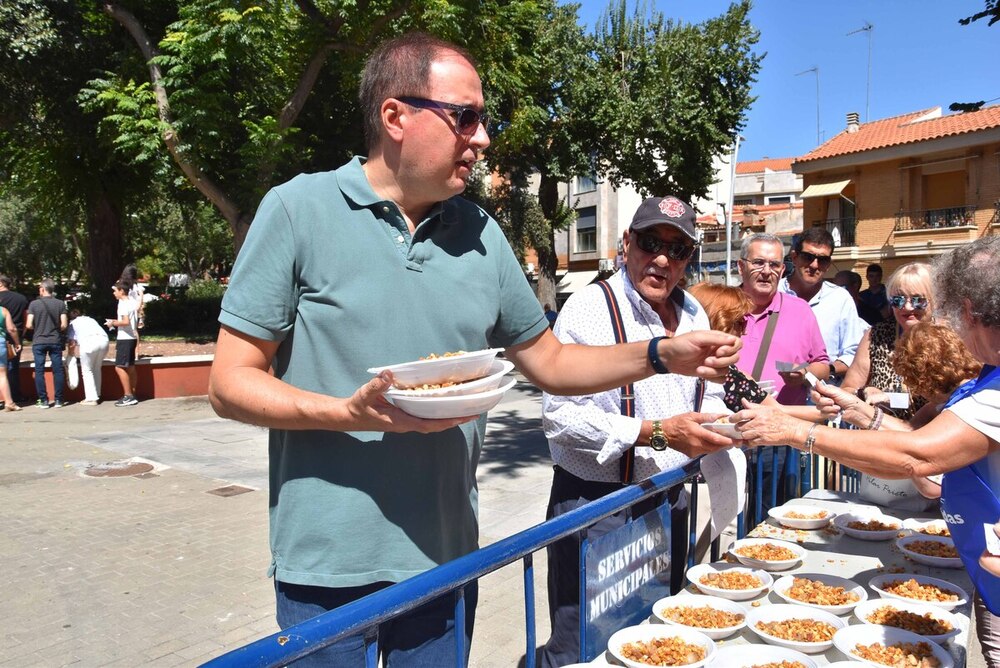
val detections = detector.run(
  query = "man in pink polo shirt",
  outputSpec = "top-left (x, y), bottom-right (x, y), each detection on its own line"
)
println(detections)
top-left (736, 233), bottom-right (829, 510)
top-left (736, 233), bottom-right (829, 405)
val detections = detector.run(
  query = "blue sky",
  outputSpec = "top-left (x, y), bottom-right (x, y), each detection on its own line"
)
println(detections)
top-left (573, 0), bottom-right (1000, 162)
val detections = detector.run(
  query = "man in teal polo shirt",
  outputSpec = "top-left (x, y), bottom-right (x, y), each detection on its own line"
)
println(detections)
top-left (209, 31), bottom-right (741, 666)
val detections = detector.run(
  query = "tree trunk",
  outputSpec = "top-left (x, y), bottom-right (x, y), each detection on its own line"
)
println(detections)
top-left (535, 173), bottom-right (561, 308)
top-left (86, 189), bottom-right (123, 315)
top-left (232, 212), bottom-right (253, 258)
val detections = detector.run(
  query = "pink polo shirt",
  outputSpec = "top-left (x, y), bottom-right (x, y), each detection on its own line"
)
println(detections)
top-left (736, 291), bottom-right (829, 406)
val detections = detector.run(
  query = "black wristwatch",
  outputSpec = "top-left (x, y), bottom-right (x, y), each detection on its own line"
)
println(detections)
top-left (649, 420), bottom-right (668, 451)
top-left (828, 363), bottom-right (837, 379)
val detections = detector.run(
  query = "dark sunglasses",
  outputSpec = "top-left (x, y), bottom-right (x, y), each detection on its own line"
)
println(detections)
top-left (797, 250), bottom-right (832, 267)
top-left (397, 96), bottom-right (489, 135)
top-left (632, 232), bottom-right (695, 260)
top-left (889, 294), bottom-right (929, 310)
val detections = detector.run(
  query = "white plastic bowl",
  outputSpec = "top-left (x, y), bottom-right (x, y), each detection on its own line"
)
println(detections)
top-left (384, 360), bottom-right (514, 398)
top-left (607, 623), bottom-right (716, 668)
top-left (895, 534), bottom-right (963, 569)
top-left (853, 598), bottom-right (962, 644)
top-left (833, 624), bottom-right (954, 668)
top-left (368, 348), bottom-right (503, 390)
top-left (730, 537), bottom-right (806, 571)
top-left (386, 377), bottom-right (516, 419)
top-left (833, 512), bottom-right (903, 541)
top-left (686, 563), bottom-right (773, 601)
top-left (652, 594), bottom-right (747, 640)
top-left (901, 518), bottom-right (951, 538)
top-left (746, 603), bottom-right (846, 654)
top-left (709, 644), bottom-right (817, 668)
top-left (773, 573), bottom-right (868, 616)
top-left (868, 573), bottom-right (969, 612)
top-left (768, 504), bottom-right (836, 530)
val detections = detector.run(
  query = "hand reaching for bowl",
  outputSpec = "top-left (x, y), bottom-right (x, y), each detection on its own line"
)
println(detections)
top-left (348, 371), bottom-right (478, 433)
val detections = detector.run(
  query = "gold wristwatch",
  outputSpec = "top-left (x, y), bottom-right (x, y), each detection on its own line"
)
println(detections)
top-left (649, 420), bottom-right (668, 451)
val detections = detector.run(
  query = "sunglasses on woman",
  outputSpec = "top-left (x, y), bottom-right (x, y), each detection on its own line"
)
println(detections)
top-left (397, 96), bottom-right (489, 135)
top-left (632, 232), bottom-right (695, 260)
top-left (889, 294), bottom-right (929, 310)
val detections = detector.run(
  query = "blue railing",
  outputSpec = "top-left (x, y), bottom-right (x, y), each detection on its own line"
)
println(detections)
top-left (202, 459), bottom-right (719, 667)
top-left (203, 445), bottom-right (827, 667)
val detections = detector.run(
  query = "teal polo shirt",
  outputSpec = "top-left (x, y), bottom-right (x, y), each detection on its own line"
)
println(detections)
top-left (219, 157), bottom-right (548, 588)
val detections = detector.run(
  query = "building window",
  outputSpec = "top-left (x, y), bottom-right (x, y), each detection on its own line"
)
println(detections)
top-left (733, 198), bottom-right (754, 207)
top-left (766, 196), bottom-right (792, 205)
top-left (574, 174), bottom-right (597, 194)
top-left (575, 206), bottom-right (597, 252)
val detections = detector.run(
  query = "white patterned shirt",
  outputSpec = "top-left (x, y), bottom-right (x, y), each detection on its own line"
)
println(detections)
top-left (542, 269), bottom-right (727, 483)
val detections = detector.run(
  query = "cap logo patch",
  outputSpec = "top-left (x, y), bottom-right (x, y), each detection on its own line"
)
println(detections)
top-left (659, 197), bottom-right (686, 219)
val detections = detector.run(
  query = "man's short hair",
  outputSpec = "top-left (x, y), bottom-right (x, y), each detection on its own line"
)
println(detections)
top-left (359, 32), bottom-right (476, 152)
top-left (39, 278), bottom-right (55, 295)
top-left (793, 226), bottom-right (835, 252)
top-left (739, 233), bottom-right (785, 260)
top-left (114, 279), bottom-right (129, 293)
top-left (866, 263), bottom-right (883, 275)
top-left (834, 270), bottom-right (862, 291)
top-left (0, 275), bottom-right (11, 289)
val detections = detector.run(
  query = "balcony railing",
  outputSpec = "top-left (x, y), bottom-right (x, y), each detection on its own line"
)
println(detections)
top-left (818, 217), bottom-right (857, 247)
top-left (894, 205), bottom-right (975, 232)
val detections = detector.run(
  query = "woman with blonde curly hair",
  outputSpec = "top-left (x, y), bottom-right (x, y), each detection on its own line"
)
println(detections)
top-left (842, 262), bottom-right (935, 419)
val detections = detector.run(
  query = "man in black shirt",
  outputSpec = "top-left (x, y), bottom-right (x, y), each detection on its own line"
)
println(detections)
top-left (25, 278), bottom-right (68, 408)
top-left (0, 275), bottom-right (29, 402)
top-left (834, 270), bottom-right (883, 326)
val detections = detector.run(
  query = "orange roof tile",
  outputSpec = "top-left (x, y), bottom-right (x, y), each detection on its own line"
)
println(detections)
top-left (736, 157), bottom-right (795, 174)
top-left (797, 105), bottom-right (1000, 163)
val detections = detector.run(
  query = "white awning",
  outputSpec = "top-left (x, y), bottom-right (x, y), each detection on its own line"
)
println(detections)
top-left (556, 270), bottom-right (599, 295)
top-left (800, 179), bottom-right (852, 199)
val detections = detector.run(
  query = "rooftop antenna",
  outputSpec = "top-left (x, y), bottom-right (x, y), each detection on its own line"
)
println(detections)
top-left (847, 22), bottom-right (874, 121)
top-left (795, 66), bottom-right (821, 145)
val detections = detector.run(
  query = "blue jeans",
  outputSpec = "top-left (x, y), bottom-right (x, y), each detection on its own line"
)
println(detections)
top-left (275, 579), bottom-right (477, 667)
top-left (32, 343), bottom-right (65, 403)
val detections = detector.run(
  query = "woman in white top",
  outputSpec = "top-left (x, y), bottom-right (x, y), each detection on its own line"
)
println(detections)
top-left (67, 309), bottom-right (110, 405)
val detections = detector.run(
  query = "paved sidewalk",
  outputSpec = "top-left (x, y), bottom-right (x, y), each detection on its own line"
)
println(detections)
top-left (0, 384), bottom-right (554, 667)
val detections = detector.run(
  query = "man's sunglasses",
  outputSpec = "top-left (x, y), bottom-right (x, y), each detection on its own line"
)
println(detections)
top-left (632, 232), bottom-right (695, 260)
top-left (796, 250), bottom-right (832, 267)
top-left (397, 96), bottom-right (489, 135)
top-left (889, 294), bottom-right (929, 310)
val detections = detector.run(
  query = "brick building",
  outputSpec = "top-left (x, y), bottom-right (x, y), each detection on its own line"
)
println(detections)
top-left (794, 105), bottom-right (1000, 283)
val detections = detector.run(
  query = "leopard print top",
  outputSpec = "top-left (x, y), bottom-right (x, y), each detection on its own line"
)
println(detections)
top-left (866, 321), bottom-right (926, 419)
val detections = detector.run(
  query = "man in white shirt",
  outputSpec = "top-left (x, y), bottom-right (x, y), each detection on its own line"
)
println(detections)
top-left (538, 196), bottom-right (740, 667)
top-left (779, 227), bottom-right (868, 384)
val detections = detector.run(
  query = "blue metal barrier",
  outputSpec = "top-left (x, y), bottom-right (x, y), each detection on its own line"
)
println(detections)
top-left (201, 460), bottom-right (711, 668)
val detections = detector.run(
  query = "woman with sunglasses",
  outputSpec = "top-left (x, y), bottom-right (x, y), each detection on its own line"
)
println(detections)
top-left (841, 262), bottom-right (934, 420)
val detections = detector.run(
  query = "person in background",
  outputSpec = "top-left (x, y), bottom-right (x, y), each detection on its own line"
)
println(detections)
top-left (67, 309), bottom-right (111, 406)
top-left (859, 262), bottom-right (889, 323)
top-left (779, 227), bottom-right (868, 384)
top-left (208, 32), bottom-right (741, 667)
top-left (0, 275), bottom-right (28, 403)
top-left (105, 281), bottom-right (139, 407)
top-left (841, 262), bottom-right (934, 421)
top-left (0, 303), bottom-right (22, 411)
top-left (543, 303), bottom-right (557, 329)
top-left (25, 278), bottom-right (68, 408)
top-left (833, 270), bottom-right (882, 326)
top-left (539, 196), bottom-right (740, 667)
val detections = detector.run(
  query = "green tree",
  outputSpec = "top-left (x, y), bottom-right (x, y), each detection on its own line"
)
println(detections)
top-left (487, 0), bottom-right (761, 307)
